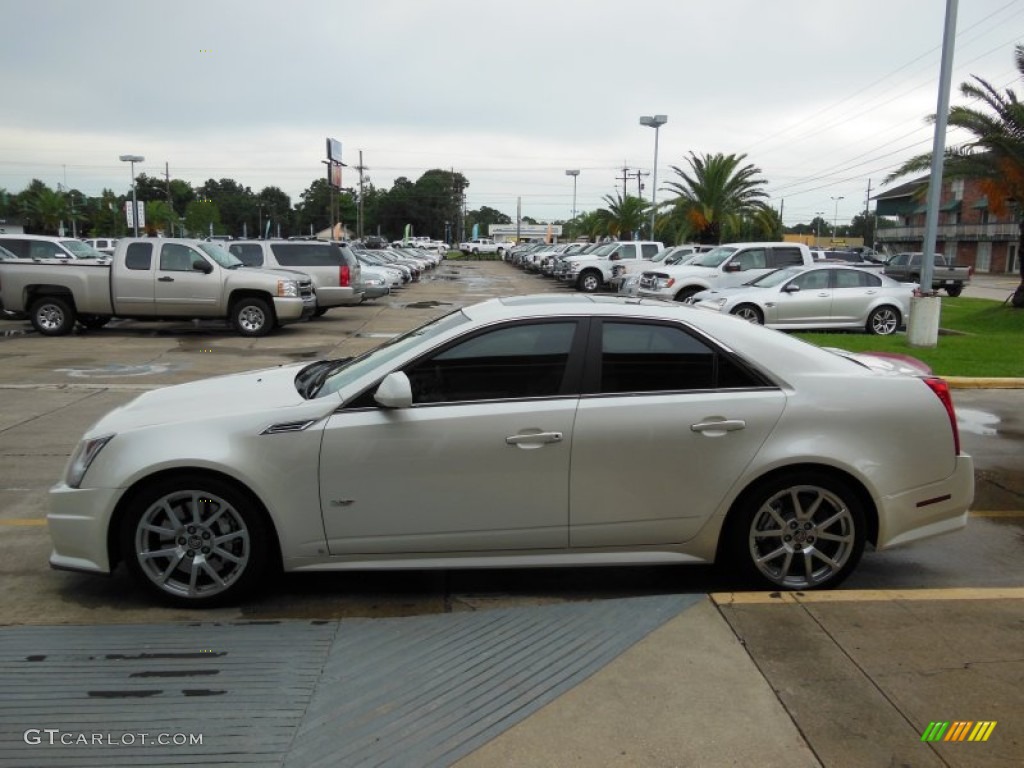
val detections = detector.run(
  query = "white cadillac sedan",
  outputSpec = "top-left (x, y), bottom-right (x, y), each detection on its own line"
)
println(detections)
top-left (689, 264), bottom-right (915, 335)
top-left (48, 295), bottom-right (973, 606)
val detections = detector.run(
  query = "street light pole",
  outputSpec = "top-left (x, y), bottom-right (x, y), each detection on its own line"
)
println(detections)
top-left (639, 114), bottom-right (667, 239)
top-left (830, 196), bottom-right (844, 243)
top-left (814, 210), bottom-right (824, 245)
top-left (565, 170), bottom-right (579, 228)
top-left (119, 154), bottom-right (145, 237)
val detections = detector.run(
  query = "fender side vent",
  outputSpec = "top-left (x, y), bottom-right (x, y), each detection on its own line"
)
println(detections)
top-left (261, 419), bottom-right (316, 435)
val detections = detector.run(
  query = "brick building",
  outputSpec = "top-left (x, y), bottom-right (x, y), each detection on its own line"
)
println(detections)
top-left (874, 176), bottom-right (1020, 274)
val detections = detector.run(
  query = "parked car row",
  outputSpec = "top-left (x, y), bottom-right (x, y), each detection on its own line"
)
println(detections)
top-left (0, 235), bottom-right (446, 337)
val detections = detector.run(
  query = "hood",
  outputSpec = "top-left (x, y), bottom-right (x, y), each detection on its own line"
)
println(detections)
top-left (89, 363), bottom-right (318, 433)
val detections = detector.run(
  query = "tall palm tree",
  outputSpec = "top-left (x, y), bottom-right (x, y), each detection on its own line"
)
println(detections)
top-left (595, 193), bottom-right (648, 240)
top-left (23, 187), bottom-right (68, 234)
top-left (887, 44), bottom-right (1024, 306)
top-left (662, 152), bottom-right (770, 245)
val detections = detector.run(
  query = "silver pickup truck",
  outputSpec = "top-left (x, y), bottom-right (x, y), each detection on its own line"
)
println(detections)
top-left (0, 237), bottom-right (315, 336)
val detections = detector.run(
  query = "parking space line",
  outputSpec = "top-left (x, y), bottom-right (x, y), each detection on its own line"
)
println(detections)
top-left (0, 519), bottom-right (47, 527)
top-left (712, 587), bottom-right (1024, 605)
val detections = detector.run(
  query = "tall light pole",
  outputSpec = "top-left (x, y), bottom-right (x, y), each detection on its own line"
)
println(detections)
top-left (830, 195), bottom-right (844, 243)
top-left (565, 170), bottom-right (579, 229)
top-left (814, 210), bottom-right (824, 244)
top-left (119, 154), bottom-right (144, 237)
top-left (639, 114), bottom-right (667, 239)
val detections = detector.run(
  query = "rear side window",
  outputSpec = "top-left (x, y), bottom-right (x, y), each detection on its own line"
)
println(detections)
top-left (0, 239), bottom-right (29, 258)
top-left (770, 247), bottom-right (805, 267)
top-left (228, 243), bottom-right (265, 267)
top-left (641, 244), bottom-right (660, 258)
top-left (124, 242), bottom-right (153, 270)
top-left (270, 242), bottom-right (344, 267)
top-left (29, 241), bottom-right (64, 259)
top-left (834, 269), bottom-right (882, 288)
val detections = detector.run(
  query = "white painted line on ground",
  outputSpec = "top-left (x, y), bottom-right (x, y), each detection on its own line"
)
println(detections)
top-left (712, 587), bottom-right (1024, 605)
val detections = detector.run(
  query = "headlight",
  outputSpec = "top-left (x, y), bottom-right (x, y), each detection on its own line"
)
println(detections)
top-left (568, 261), bottom-right (579, 269)
top-left (277, 279), bottom-right (299, 297)
top-left (66, 434), bottom-right (115, 488)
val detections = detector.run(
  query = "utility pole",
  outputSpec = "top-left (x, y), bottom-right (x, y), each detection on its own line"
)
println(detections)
top-left (864, 178), bottom-right (873, 248)
top-left (354, 150), bottom-right (369, 240)
top-left (165, 162), bottom-right (174, 236)
top-left (618, 163), bottom-right (631, 199)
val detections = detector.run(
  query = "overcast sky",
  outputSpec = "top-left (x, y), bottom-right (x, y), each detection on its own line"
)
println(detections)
top-left (1, 0), bottom-right (1020, 227)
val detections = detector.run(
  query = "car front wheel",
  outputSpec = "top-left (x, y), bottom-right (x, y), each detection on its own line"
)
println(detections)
top-left (866, 306), bottom-right (900, 335)
top-left (729, 472), bottom-right (866, 590)
top-left (731, 304), bottom-right (764, 324)
top-left (120, 475), bottom-right (271, 607)
top-left (576, 271), bottom-right (602, 292)
top-left (232, 297), bottom-right (274, 337)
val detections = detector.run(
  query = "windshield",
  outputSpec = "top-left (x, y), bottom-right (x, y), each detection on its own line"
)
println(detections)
top-left (62, 240), bottom-right (106, 259)
top-left (312, 309), bottom-right (470, 399)
top-left (688, 247), bottom-right (736, 267)
top-left (749, 266), bottom-right (805, 287)
top-left (199, 242), bottom-right (244, 268)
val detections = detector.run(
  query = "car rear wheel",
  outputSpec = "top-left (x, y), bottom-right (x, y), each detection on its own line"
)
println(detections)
top-left (120, 475), bottom-right (271, 607)
top-left (29, 296), bottom-right (76, 336)
top-left (866, 306), bottom-right (900, 335)
top-left (232, 297), bottom-right (274, 337)
top-left (945, 285), bottom-right (963, 297)
top-left (728, 471), bottom-right (866, 590)
top-left (731, 304), bottom-right (764, 324)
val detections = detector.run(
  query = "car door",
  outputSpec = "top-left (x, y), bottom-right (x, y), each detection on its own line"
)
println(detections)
top-left (772, 269), bottom-right (833, 325)
top-left (569, 318), bottom-right (786, 547)
top-left (830, 268), bottom-right (883, 323)
top-left (319, 319), bottom-right (585, 555)
top-left (112, 241), bottom-right (156, 314)
top-left (153, 242), bottom-right (223, 315)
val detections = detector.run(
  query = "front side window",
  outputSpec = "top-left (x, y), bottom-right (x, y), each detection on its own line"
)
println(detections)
top-left (730, 249), bottom-right (767, 271)
top-left (159, 243), bottom-right (201, 272)
top-left (596, 321), bottom-right (762, 394)
top-left (405, 321), bottom-right (578, 404)
top-left (789, 270), bottom-right (830, 291)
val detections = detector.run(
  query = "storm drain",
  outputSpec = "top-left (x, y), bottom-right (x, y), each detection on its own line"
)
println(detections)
top-left (0, 595), bottom-right (699, 767)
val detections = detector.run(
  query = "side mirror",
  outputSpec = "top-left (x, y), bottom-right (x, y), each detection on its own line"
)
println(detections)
top-left (374, 371), bottom-right (413, 408)
top-left (723, 262), bottom-right (742, 272)
top-left (609, 252), bottom-right (621, 261)
top-left (193, 259), bottom-right (214, 274)
top-left (782, 284), bottom-right (801, 293)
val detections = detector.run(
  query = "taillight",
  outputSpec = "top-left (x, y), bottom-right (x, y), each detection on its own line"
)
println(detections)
top-left (340, 265), bottom-right (350, 287)
top-left (923, 377), bottom-right (960, 455)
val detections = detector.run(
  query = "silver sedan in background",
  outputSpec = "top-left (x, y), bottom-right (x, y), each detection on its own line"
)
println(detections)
top-left (689, 264), bottom-right (915, 335)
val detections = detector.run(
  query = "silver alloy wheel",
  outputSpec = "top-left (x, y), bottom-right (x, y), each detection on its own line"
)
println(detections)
top-left (733, 305), bottom-right (763, 324)
top-left (868, 307), bottom-right (899, 335)
top-left (579, 272), bottom-right (600, 292)
top-left (134, 489), bottom-right (251, 600)
top-left (237, 305), bottom-right (267, 333)
top-left (35, 302), bottom-right (66, 332)
top-left (747, 484), bottom-right (856, 589)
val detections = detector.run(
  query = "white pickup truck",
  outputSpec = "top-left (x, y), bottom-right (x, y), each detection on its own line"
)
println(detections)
top-left (0, 237), bottom-right (316, 337)
top-left (562, 240), bottom-right (664, 292)
top-left (458, 238), bottom-right (510, 257)
top-left (637, 242), bottom-right (815, 302)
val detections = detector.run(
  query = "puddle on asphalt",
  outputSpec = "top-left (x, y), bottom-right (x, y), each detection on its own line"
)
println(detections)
top-left (404, 301), bottom-right (452, 309)
top-left (353, 332), bottom-right (399, 339)
top-left (957, 408), bottom-right (1000, 436)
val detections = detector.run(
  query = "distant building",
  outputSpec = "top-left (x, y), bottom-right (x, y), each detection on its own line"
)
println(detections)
top-left (874, 176), bottom-right (1020, 274)
top-left (0, 218), bottom-right (25, 235)
top-left (489, 223), bottom-right (563, 243)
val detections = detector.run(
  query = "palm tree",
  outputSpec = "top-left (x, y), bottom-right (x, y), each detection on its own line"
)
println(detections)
top-left (662, 152), bottom-right (770, 244)
top-left (887, 43), bottom-right (1024, 306)
top-left (23, 186), bottom-right (68, 234)
top-left (595, 193), bottom-right (648, 240)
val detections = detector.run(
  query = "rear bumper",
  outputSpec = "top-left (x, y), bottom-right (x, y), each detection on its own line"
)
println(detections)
top-left (875, 454), bottom-right (974, 549)
top-left (316, 286), bottom-right (364, 307)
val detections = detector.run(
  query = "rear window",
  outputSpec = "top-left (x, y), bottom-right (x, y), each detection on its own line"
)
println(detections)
top-left (228, 243), bottom-right (265, 267)
top-left (270, 242), bottom-right (345, 267)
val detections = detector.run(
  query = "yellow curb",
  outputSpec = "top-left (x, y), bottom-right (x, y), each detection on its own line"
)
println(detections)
top-left (946, 377), bottom-right (1024, 389)
top-left (711, 587), bottom-right (1024, 605)
top-left (0, 519), bottom-right (47, 526)
top-left (971, 510), bottom-right (1024, 518)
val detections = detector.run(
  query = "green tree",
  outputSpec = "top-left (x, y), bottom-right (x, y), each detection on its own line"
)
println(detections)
top-left (465, 205), bottom-right (511, 237)
top-left (750, 207), bottom-right (784, 241)
top-left (144, 200), bottom-right (179, 236)
top-left (662, 152), bottom-right (770, 244)
top-left (887, 43), bottom-right (1024, 304)
top-left (295, 178), bottom-right (356, 237)
top-left (414, 169), bottom-right (468, 240)
top-left (256, 186), bottom-right (292, 238)
top-left (184, 199), bottom-right (222, 237)
top-left (22, 183), bottom-right (67, 234)
top-left (595, 193), bottom-right (648, 240)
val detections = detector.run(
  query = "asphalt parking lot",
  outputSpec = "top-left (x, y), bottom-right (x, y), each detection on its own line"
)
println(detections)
top-left (0, 260), bottom-right (1021, 766)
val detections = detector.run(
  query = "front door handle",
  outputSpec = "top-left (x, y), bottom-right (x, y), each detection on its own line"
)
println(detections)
top-left (691, 419), bottom-right (746, 434)
top-left (158, 276), bottom-right (174, 282)
top-left (506, 431), bottom-right (563, 446)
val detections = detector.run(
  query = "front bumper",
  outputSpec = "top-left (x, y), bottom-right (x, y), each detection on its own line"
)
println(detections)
top-left (274, 295), bottom-right (317, 322)
top-left (48, 483), bottom-right (123, 574)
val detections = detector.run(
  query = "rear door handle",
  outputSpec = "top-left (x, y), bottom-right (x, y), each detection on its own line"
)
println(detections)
top-left (158, 276), bottom-right (174, 282)
top-left (691, 419), bottom-right (746, 434)
top-left (506, 431), bottom-right (563, 446)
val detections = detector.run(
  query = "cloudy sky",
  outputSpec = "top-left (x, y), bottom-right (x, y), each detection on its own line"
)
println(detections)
top-left (1, 0), bottom-right (1020, 227)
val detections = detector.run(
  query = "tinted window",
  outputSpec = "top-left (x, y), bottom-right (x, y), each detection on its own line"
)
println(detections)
top-left (124, 242), bottom-right (153, 270)
top-left (159, 243), bottom-right (199, 271)
top-left (834, 269), bottom-right (882, 288)
top-left (270, 242), bottom-right (344, 267)
top-left (790, 270), bottom-right (830, 290)
top-left (405, 321), bottom-right (577, 404)
top-left (731, 248), bottom-right (766, 271)
top-left (770, 247), bottom-right (805, 267)
top-left (641, 244), bottom-right (660, 259)
top-left (0, 239), bottom-right (29, 258)
top-left (228, 243), bottom-right (265, 267)
top-left (30, 241), bottom-right (64, 259)
top-left (597, 321), bottom-right (762, 393)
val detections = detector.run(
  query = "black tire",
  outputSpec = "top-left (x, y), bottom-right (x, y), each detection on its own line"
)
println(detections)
top-left (119, 474), bottom-right (272, 607)
top-left (77, 314), bottom-right (112, 330)
top-left (725, 471), bottom-right (866, 591)
top-left (29, 296), bottom-right (76, 336)
top-left (231, 297), bottom-right (274, 337)
top-left (730, 304), bottom-right (764, 324)
top-left (866, 305), bottom-right (900, 336)
top-left (945, 285), bottom-right (963, 297)
top-left (674, 287), bottom-right (700, 303)
top-left (312, 307), bottom-right (329, 318)
top-left (576, 270), bottom-right (602, 293)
